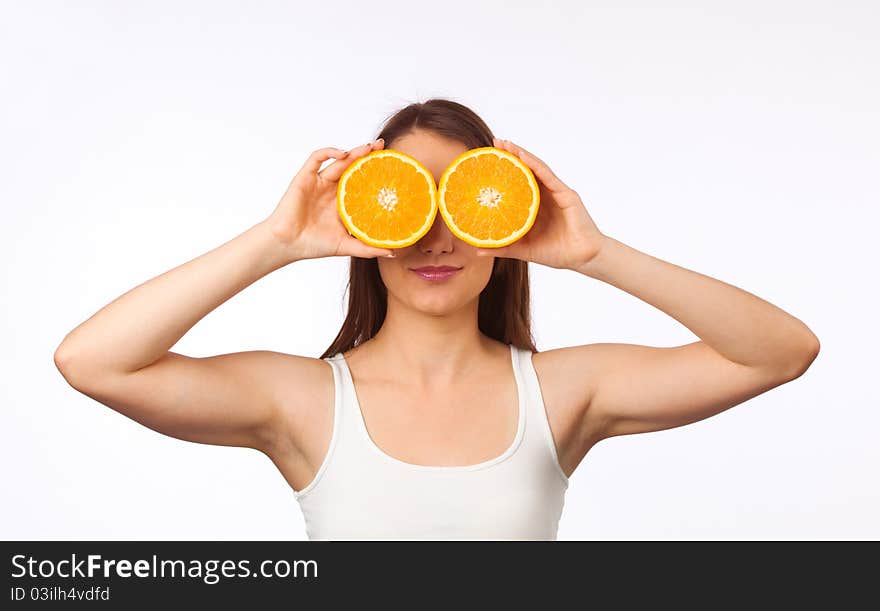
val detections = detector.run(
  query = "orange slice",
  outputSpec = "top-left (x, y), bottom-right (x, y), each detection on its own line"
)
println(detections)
top-left (437, 146), bottom-right (540, 248)
top-left (337, 149), bottom-right (438, 248)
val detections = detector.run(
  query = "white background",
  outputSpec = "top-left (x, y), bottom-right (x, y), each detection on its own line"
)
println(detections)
top-left (2, 0), bottom-right (877, 540)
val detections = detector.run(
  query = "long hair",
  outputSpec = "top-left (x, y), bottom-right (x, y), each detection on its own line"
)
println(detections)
top-left (319, 98), bottom-right (537, 359)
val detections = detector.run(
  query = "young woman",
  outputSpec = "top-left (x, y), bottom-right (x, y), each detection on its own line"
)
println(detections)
top-left (54, 99), bottom-right (820, 540)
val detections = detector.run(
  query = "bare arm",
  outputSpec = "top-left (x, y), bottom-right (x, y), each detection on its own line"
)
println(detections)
top-left (54, 220), bottom-right (298, 450)
top-left (572, 236), bottom-right (821, 441)
top-left (54, 140), bottom-right (393, 453)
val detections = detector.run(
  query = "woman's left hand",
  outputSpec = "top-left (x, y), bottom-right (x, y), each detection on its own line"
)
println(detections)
top-left (476, 138), bottom-right (607, 271)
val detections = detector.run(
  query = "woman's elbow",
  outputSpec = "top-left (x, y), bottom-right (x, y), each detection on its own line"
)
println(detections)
top-left (786, 332), bottom-right (820, 380)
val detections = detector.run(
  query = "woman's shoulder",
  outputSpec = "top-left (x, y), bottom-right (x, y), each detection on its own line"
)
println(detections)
top-left (257, 350), bottom-right (336, 411)
top-left (529, 344), bottom-right (597, 409)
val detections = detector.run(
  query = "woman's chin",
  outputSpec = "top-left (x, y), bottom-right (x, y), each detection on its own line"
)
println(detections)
top-left (407, 293), bottom-right (464, 316)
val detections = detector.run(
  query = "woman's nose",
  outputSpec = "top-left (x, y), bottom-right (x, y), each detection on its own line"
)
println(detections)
top-left (417, 215), bottom-right (454, 254)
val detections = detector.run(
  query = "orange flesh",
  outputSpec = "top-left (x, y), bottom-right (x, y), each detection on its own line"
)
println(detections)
top-left (443, 154), bottom-right (534, 240)
top-left (342, 156), bottom-right (434, 241)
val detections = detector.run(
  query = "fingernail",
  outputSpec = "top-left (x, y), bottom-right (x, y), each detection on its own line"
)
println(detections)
top-left (375, 138), bottom-right (384, 145)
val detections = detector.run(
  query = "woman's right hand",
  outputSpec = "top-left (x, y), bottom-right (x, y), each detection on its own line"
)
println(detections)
top-left (265, 138), bottom-right (395, 262)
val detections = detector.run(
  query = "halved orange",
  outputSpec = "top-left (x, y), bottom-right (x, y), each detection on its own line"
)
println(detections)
top-left (337, 149), bottom-right (438, 248)
top-left (437, 147), bottom-right (540, 248)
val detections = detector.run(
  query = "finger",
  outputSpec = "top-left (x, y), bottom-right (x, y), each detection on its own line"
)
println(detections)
top-left (499, 138), bottom-right (570, 194)
top-left (476, 244), bottom-right (516, 259)
top-left (478, 232), bottom-right (533, 260)
top-left (319, 139), bottom-right (383, 183)
top-left (344, 235), bottom-right (396, 259)
top-left (298, 147), bottom-right (351, 178)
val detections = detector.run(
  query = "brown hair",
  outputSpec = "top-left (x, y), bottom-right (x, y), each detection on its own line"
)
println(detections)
top-left (319, 98), bottom-right (537, 359)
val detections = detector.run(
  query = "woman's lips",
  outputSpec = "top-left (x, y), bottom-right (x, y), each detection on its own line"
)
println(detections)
top-left (410, 266), bottom-right (462, 282)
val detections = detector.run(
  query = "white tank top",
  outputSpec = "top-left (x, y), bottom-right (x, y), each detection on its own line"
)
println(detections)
top-left (292, 343), bottom-right (570, 540)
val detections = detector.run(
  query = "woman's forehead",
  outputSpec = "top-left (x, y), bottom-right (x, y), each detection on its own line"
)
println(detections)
top-left (391, 131), bottom-right (469, 181)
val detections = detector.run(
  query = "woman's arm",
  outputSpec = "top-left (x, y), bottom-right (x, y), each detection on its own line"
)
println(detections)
top-left (53, 220), bottom-right (302, 451)
top-left (533, 234), bottom-right (820, 452)
top-left (569, 235), bottom-right (820, 440)
top-left (54, 140), bottom-right (392, 453)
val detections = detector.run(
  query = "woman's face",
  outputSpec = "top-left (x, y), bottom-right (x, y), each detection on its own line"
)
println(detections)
top-left (376, 129), bottom-right (495, 315)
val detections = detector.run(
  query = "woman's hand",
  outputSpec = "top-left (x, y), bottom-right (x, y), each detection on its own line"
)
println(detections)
top-left (476, 137), bottom-right (607, 271)
top-left (265, 139), bottom-right (396, 262)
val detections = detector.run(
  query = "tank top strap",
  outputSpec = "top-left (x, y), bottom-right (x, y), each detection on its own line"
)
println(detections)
top-left (322, 354), bottom-right (365, 443)
top-left (513, 345), bottom-right (570, 488)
